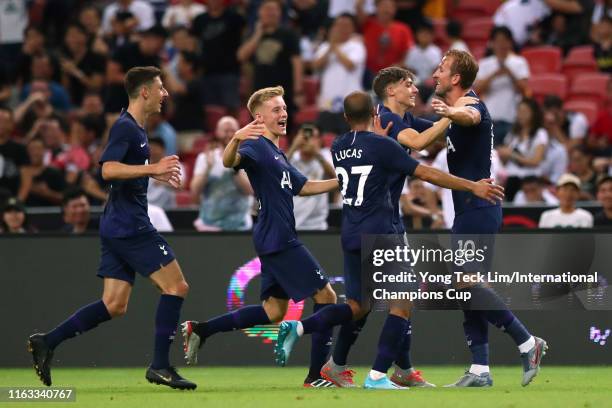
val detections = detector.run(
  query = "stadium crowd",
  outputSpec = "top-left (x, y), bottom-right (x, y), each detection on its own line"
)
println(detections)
top-left (0, 0), bottom-right (611, 233)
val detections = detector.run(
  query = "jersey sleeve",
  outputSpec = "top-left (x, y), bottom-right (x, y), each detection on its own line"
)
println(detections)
top-left (409, 114), bottom-right (434, 133)
top-left (235, 140), bottom-right (259, 170)
top-left (379, 111), bottom-right (410, 142)
top-left (287, 163), bottom-right (308, 196)
top-left (380, 138), bottom-right (419, 176)
top-left (99, 122), bottom-right (132, 164)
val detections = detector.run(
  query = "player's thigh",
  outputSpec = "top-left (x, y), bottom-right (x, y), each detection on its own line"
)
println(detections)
top-left (262, 296), bottom-right (289, 323)
top-left (102, 278), bottom-right (133, 317)
top-left (262, 245), bottom-right (328, 303)
top-left (149, 260), bottom-right (189, 297)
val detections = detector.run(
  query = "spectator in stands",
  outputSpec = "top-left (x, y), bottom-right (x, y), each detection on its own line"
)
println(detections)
top-left (404, 20), bottom-right (441, 94)
top-left (539, 173), bottom-right (594, 228)
top-left (165, 26), bottom-right (197, 77)
top-left (105, 25), bottom-right (165, 113)
top-left (78, 5), bottom-right (107, 53)
top-left (493, 0), bottom-right (551, 47)
top-left (395, 0), bottom-right (428, 30)
top-left (594, 175), bottom-right (612, 226)
top-left (61, 188), bottom-right (96, 234)
top-left (402, 177), bottom-right (445, 230)
top-left (21, 53), bottom-right (72, 112)
top-left (147, 112), bottom-right (177, 156)
top-left (60, 22), bottom-right (106, 107)
top-left (587, 79), bottom-right (612, 156)
top-left (0, 108), bottom-right (28, 196)
top-left (0, 197), bottom-right (29, 234)
top-left (290, 0), bottom-right (329, 41)
top-left (497, 98), bottom-right (549, 201)
top-left (101, 0), bottom-right (155, 39)
top-left (18, 138), bottom-right (65, 206)
top-left (287, 124), bottom-right (335, 230)
top-left (542, 0), bottom-right (595, 54)
top-left (513, 175), bottom-right (559, 205)
top-left (192, 0), bottom-right (246, 115)
top-left (593, 16), bottom-right (612, 73)
top-left (474, 26), bottom-right (529, 146)
top-left (146, 137), bottom-right (179, 210)
top-left (592, 0), bottom-right (612, 24)
top-left (313, 13), bottom-right (366, 135)
top-left (16, 26), bottom-right (50, 85)
top-left (329, 0), bottom-right (375, 18)
top-left (569, 146), bottom-right (598, 199)
top-left (164, 51), bottom-right (205, 132)
top-left (191, 116), bottom-right (253, 231)
top-left (79, 92), bottom-right (107, 131)
top-left (238, 0), bottom-right (303, 128)
top-left (446, 20), bottom-right (469, 52)
top-left (357, 0), bottom-right (414, 82)
top-left (162, 0), bottom-right (206, 30)
top-left (542, 95), bottom-right (589, 149)
top-left (539, 129), bottom-right (569, 184)
top-left (13, 88), bottom-right (55, 136)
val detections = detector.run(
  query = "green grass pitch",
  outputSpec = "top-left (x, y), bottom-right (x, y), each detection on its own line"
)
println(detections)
top-left (1, 366), bottom-right (610, 408)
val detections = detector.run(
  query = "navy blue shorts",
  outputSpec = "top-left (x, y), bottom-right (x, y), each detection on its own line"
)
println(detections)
top-left (97, 231), bottom-right (176, 285)
top-left (343, 249), bottom-right (362, 302)
top-left (451, 206), bottom-right (501, 273)
top-left (259, 244), bottom-right (328, 302)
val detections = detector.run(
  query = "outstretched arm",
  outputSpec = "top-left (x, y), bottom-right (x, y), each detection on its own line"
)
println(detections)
top-left (298, 179), bottom-right (340, 196)
top-left (222, 119), bottom-right (265, 168)
top-left (431, 99), bottom-right (481, 126)
top-left (102, 155), bottom-right (182, 188)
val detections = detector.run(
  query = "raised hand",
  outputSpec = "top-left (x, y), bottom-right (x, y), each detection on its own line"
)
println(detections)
top-left (472, 178), bottom-right (505, 203)
top-left (373, 115), bottom-right (392, 136)
top-left (234, 119), bottom-right (265, 142)
top-left (431, 98), bottom-right (452, 117)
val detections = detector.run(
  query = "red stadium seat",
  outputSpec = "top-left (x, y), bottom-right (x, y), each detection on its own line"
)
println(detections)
top-left (521, 46), bottom-right (562, 74)
top-left (279, 136), bottom-right (289, 150)
top-left (470, 44), bottom-right (487, 61)
top-left (303, 76), bottom-right (320, 106)
top-left (322, 132), bottom-right (337, 148)
top-left (204, 105), bottom-right (228, 132)
top-left (238, 107), bottom-right (252, 126)
top-left (176, 190), bottom-right (194, 207)
top-left (568, 72), bottom-right (611, 105)
top-left (453, 0), bottom-right (500, 23)
top-left (432, 18), bottom-right (449, 49)
top-left (462, 18), bottom-right (494, 51)
top-left (527, 73), bottom-right (568, 102)
top-left (563, 99), bottom-right (599, 126)
top-left (562, 45), bottom-right (597, 82)
top-left (294, 105), bottom-right (319, 126)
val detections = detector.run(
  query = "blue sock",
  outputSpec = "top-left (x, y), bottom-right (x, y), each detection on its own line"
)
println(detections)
top-left (151, 295), bottom-right (183, 370)
top-left (44, 300), bottom-right (111, 350)
top-left (194, 305), bottom-right (271, 338)
top-left (332, 313), bottom-right (369, 366)
top-left (394, 320), bottom-right (412, 370)
top-left (463, 310), bottom-right (489, 365)
top-left (372, 314), bottom-right (407, 374)
top-left (301, 304), bottom-right (353, 335)
top-left (469, 285), bottom-right (531, 346)
top-left (308, 304), bottom-right (334, 379)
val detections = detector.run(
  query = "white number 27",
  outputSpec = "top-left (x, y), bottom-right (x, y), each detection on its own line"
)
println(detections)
top-left (335, 165), bottom-right (373, 206)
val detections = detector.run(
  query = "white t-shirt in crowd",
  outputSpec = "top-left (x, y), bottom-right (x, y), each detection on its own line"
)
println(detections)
top-left (449, 40), bottom-right (470, 52)
top-left (404, 44), bottom-right (443, 83)
top-left (539, 139), bottom-right (568, 183)
top-left (538, 208), bottom-right (594, 228)
top-left (148, 204), bottom-right (174, 232)
top-left (316, 37), bottom-right (366, 113)
top-left (493, 0), bottom-right (551, 46)
top-left (290, 149), bottom-right (333, 230)
top-left (0, 0), bottom-right (27, 44)
top-left (102, 0), bottom-right (155, 35)
top-left (513, 189), bottom-right (559, 205)
top-left (328, 0), bottom-right (375, 17)
top-left (566, 111), bottom-right (589, 140)
top-left (162, 3), bottom-right (206, 28)
top-left (504, 128), bottom-right (549, 178)
top-left (477, 54), bottom-right (530, 123)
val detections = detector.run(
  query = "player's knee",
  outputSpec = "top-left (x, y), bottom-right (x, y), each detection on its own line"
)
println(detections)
top-left (162, 280), bottom-right (189, 297)
top-left (263, 303), bottom-right (286, 323)
top-left (347, 299), bottom-right (366, 319)
top-left (313, 285), bottom-right (337, 304)
top-left (104, 299), bottom-right (128, 317)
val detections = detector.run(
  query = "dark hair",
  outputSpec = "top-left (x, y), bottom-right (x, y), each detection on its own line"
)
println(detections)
top-left (124, 66), bottom-right (161, 99)
top-left (372, 66), bottom-right (413, 101)
top-left (597, 175), bottom-right (612, 191)
top-left (512, 98), bottom-right (543, 138)
top-left (65, 22), bottom-right (88, 37)
top-left (343, 91), bottom-right (374, 124)
top-left (490, 25), bottom-right (514, 42)
top-left (446, 20), bottom-right (462, 38)
top-left (444, 49), bottom-right (478, 89)
top-left (62, 188), bottom-right (87, 207)
top-left (415, 19), bottom-right (434, 33)
top-left (180, 51), bottom-right (199, 69)
top-left (335, 12), bottom-right (358, 31)
top-left (148, 136), bottom-right (166, 149)
top-left (78, 115), bottom-right (104, 139)
top-left (542, 94), bottom-right (563, 109)
top-left (521, 176), bottom-right (542, 186)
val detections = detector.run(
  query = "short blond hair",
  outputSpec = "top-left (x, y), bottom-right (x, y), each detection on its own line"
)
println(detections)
top-left (247, 86), bottom-right (284, 115)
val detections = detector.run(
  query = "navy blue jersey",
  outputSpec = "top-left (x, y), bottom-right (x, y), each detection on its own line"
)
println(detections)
top-left (99, 111), bottom-right (154, 238)
top-left (332, 131), bottom-right (419, 251)
top-left (446, 91), bottom-right (498, 215)
top-left (377, 104), bottom-right (433, 233)
top-left (236, 136), bottom-right (308, 255)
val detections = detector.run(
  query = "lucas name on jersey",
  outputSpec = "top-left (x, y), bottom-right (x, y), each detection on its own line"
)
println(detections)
top-left (334, 148), bottom-right (363, 162)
